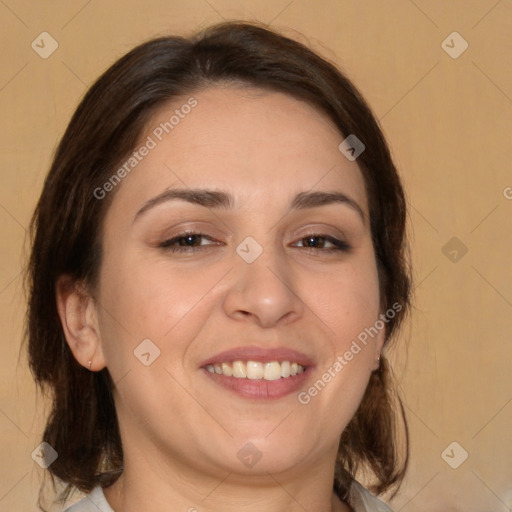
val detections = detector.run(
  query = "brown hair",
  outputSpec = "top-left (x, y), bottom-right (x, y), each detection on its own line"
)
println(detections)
top-left (27, 20), bottom-right (410, 508)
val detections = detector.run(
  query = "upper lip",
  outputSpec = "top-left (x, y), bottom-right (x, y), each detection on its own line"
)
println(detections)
top-left (199, 346), bottom-right (315, 368)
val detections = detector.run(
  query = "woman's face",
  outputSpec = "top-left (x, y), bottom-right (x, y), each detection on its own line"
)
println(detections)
top-left (92, 86), bottom-right (384, 480)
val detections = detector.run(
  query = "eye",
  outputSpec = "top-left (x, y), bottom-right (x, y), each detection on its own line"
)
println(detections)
top-left (158, 232), bottom-right (350, 254)
top-left (159, 232), bottom-right (220, 253)
top-left (292, 234), bottom-right (350, 252)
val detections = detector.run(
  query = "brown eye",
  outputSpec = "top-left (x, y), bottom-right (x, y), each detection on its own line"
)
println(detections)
top-left (159, 233), bottom-right (220, 252)
top-left (293, 234), bottom-right (350, 252)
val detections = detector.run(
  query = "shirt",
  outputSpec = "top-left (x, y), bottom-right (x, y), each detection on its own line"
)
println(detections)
top-left (62, 481), bottom-right (393, 512)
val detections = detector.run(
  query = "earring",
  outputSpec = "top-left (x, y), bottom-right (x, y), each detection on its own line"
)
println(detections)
top-left (88, 360), bottom-right (92, 370)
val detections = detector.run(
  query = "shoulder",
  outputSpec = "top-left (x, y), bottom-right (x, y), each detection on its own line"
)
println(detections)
top-left (62, 486), bottom-right (115, 512)
top-left (348, 481), bottom-right (394, 512)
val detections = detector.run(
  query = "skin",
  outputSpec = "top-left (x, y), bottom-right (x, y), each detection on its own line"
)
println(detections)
top-left (57, 86), bottom-right (385, 512)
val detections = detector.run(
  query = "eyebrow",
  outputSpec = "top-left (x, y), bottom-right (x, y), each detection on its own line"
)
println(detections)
top-left (134, 188), bottom-right (366, 224)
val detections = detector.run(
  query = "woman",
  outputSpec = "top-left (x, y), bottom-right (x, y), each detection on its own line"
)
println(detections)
top-left (27, 21), bottom-right (410, 512)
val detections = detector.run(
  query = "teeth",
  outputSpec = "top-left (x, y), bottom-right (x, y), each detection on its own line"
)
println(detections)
top-left (221, 362), bottom-right (232, 377)
top-left (205, 360), bottom-right (305, 380)
top-left (247, 361), bottom-right (263, 379)
top-left (264, 361), bottom-right (281, 381)
top-left (232, 360), bottom-right (247, 378)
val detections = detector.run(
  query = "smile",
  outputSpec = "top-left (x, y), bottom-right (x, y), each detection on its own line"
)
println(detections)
top-left (205, 360), bottom-right (306, 380)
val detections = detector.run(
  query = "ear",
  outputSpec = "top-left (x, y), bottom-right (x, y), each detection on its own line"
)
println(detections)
top-left (371, 318), bottom-right (387, 371)
top-left (56, 275), bottom-right (106, 371)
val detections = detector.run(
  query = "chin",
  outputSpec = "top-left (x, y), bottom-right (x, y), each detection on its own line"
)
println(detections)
top-left (224, 434), bottom-right (314, 476)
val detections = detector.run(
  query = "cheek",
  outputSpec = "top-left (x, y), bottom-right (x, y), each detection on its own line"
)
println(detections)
top-left (311, 254), bottom-right (381, 349)
top-left (299, 252), bottom-right (381, 421)
top-left (96, 251), bottom-right (229, 368)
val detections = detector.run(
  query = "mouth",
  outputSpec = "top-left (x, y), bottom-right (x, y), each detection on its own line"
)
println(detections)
top-left (200, 346), bottom-right (313, 400)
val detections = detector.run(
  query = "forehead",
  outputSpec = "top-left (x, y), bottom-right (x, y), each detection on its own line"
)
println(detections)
top-left (106, 86), bottom-right (369, 218)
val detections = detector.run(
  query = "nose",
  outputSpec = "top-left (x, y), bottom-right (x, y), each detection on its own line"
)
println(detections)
top-left (222, 243), bottom-right (305, 328)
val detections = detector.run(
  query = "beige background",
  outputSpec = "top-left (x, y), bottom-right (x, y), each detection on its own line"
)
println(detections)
top-left (1, 0), bottom-right (511, 510)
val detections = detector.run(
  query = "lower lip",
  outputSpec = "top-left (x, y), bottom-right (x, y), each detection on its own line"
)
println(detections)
top-left (202, 368), bottom-right (310, 400)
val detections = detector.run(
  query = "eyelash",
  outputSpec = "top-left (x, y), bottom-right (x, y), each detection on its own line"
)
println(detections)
top-left (159, 232), bottom-right (350, 254)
